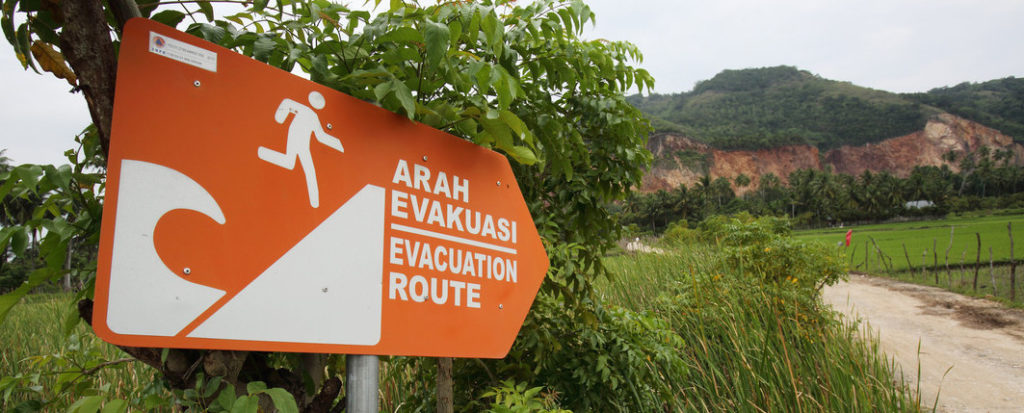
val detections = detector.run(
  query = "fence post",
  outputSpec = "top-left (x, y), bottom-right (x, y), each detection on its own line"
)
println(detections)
top-left (959, 250), bottom-right (967, 287)
top-left (903, 244), bottom-right (914, 277)
top-left (990, 247), bottom-right (997, 296)
top-left (945, 226), bottom-right (954, 287)
top-left (864, 241), bottom-right (869, 272)
top-left (921, 250), bottom-right (927, 279)
top-left (973, 233), bottom-right (981, 292)
top-left (868, 236), bottom-right (892, 273)
top-left (1009, 222), bottom-right (1016, 302)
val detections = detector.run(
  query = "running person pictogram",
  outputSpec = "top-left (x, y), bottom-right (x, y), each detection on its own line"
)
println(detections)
top-left (258, 91), bottom-right (344, 208)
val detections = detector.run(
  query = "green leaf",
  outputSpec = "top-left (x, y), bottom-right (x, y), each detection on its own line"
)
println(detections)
top-left (10, 227), bottom-right (28, 257)
top-left (0, 226), bottom-right (16, 251)
top-left (498, 110), bottom-right (533, 144)
top-left (2, 11), bottom-right (16, 47)
top-left (100, 399), bottom-right (128, 413)
top-left (197, 1), bottom-right (215, 21)
top-left (474, 63), bottom-right (491, 94)
top-left (480, 117), bottom-right (512, 150)
top-left (62, 299), bottom-right (81, 337)
top-left (16, 22), bottom-right (37, 71)
top-left (151, 10), bottom-right (187, 28)
top-left (507, 145), bottom-right (539, 165)
top-left (68, 395), bottom-right (103, 413)
top-left (391, 80), bottom-right (416, 118)
top-left (253, 0), bottom-right (269, 13)
top-left (495, 70), bottom-right (512, 109)
top-left (245, 381), bottom-right (267, 394)
top-left (377, 26), bottom-right (422, 44)
top-left (0, 287), bottom-right (27, 327)
top-left (313, 40), bottom-right (343, 54)
top-left (373, 80), bottom-right (393, 102)
top-left (261, 388), bottom-right (299, 413)
top-left (202, 376), bottom-right (223, 398)
top-left (448, 19), bottom-right (462, 47)
top-left (423, 20), bottom-right (450, 69)
top-left (230, 395), bottom-right (259, 413)
top-left (252, 36), bottom-right (276, 62)
top-left (481, 9), bottom-right (499, 48)
top-left (43, 164), bottom-right (72, 190)
top-left (216, 383), bottom-right (237, 410)
top-left (186, 23), bottom-right (227, 44)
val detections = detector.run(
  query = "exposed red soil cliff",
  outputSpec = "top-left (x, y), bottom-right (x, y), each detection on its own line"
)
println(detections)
top-left (640, 114), bottom-right (1024, 195)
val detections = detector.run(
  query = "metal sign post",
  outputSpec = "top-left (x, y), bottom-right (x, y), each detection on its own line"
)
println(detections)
top-left (346, 354), bottom-right (379, 412)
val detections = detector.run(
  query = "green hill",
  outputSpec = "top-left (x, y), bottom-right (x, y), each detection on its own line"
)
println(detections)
top-left (629, 66), bottom-right (933, 150)
top-left (904, 77), bottom-right (1024, 143)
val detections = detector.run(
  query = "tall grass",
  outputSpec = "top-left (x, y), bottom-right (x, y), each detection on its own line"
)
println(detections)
top-left (0, 294), bottom-right (172, 410)
top-left (600, 248), bottom-right (918, 412)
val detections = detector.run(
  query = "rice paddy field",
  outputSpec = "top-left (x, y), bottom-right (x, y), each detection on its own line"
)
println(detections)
top-left (795, 212), bottom-right (1024, 305)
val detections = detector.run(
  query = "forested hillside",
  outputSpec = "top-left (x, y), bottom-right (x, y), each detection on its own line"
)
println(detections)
top-left (628, 66), bottom-right (931, 150)
top-left (906, 77), bottom-right (1024, 144)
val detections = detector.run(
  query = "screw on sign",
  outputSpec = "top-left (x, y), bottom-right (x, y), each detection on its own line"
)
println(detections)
top-left (92, 18), bottom-right (548, 358)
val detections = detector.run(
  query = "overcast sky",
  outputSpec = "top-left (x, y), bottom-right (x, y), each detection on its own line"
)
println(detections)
top-left (2, 0), bottom-right (1022, 166)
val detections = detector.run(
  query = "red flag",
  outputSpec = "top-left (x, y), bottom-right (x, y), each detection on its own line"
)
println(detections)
top-left (845, 229), bottom-right (852, 247)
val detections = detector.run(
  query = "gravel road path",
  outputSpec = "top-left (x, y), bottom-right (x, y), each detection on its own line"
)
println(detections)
top-left (823, 274), bottom-right (1024, 412)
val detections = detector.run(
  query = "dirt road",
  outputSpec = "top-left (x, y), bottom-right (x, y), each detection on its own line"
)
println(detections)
top-left (822, 274), bottom-right (1024, 412)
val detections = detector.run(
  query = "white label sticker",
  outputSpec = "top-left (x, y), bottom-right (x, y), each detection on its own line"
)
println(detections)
top-left (149, 32), bottom-right (217, 72)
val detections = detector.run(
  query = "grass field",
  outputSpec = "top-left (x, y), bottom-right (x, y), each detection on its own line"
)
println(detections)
top-left (795, 212), bottom-right (1023, 304)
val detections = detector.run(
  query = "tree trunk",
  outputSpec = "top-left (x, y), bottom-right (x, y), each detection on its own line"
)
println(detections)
top-left (437, 357), bottom-right (453, 413)
top-left (57, 0), bottom-right (121, 156)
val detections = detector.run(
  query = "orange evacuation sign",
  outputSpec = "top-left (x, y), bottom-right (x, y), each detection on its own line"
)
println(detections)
top-left (92, 18), bottom-right (549, 358)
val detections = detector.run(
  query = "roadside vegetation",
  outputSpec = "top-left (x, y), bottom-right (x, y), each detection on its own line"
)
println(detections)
top-left (3, 215), bottom-right (921, 411)
top-left (601, 215), bottom-right (919, 411)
